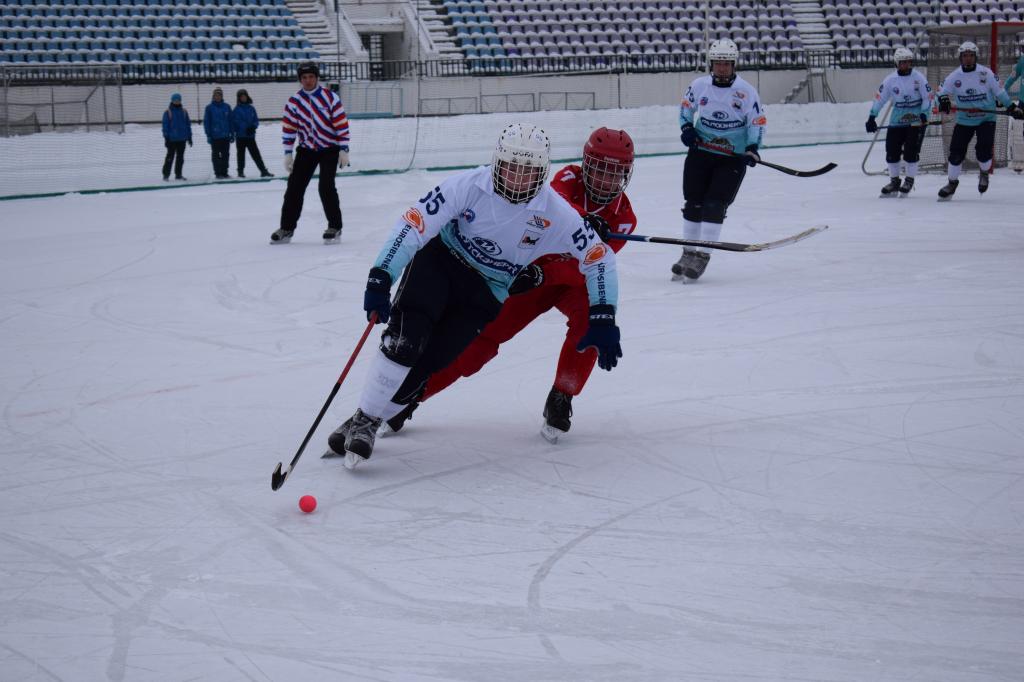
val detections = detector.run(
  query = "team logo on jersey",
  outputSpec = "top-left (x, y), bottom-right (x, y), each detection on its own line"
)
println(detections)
top-left (699, 96), bottom-right (709, 106)
top-left (712, 110), bottom-right (728, 120)
top-left (472, 237), bottom-right (502, 255)
top-left (732, 101), bottom-right (743, 110)
top-left (519, 231), bottom-right (542, 248)
top-left (955, 80), bottom-right (962, 88)
top-left (893, 87), bottom-right (900, 94)
top-left (402, 207), bottom-right (425, 233)
top-left (734, 91), bottom-right (746, 99)
top-left (461, 208), bottom-right (476, 223)
top-left (583, 243), bottom-right (608, 265)
top-left (527, 215), bottom-right (551, 230)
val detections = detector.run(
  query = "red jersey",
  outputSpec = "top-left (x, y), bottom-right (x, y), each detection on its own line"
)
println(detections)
top-left (549, 164), bottom-right (637, 253)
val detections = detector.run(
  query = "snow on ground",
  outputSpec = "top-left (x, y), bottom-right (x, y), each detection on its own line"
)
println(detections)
top-left (1, 140), bottom-right (1023, 681)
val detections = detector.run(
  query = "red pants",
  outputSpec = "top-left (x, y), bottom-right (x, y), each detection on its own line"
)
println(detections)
top-left (422, 258), bottom-right (597, 400)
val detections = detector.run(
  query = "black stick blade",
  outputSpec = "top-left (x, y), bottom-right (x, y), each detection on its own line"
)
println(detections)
top-left (271, 463), bottom-right (288, 490)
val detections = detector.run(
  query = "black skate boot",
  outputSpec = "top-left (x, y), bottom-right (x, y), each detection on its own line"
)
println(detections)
top-left (541, 388), bottom-right (573, 443)
top-left (978, 171), bottom-right (989, 194)
top-left (937, 179), bottom-right (959, 201)
top-left (322, 225), bottom-right (342, 243)
top-left (237, 170), bottom-right (245, 178)
top-left (379, 401), bottom-right (419, 437)
top-left (328, 409), bottom-right (383, 469)
top-left (880, 177), bottom-right (902, 197)
top-left (672, 249), bottom-right (711, 280)
top-left (270, 228), bottom-right (294, 244)
top-left (260, 170), bottom-right (274, 178)
top-left (899, 176), bottom-right (915, 195)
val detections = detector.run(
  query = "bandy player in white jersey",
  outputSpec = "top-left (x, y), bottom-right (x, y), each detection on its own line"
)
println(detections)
top-left (865, 47), bottom-right (933, 197)
top-left (935, 41), bottom-right (1017, 199)
top-left (325, 123), bottom-right (623, 468)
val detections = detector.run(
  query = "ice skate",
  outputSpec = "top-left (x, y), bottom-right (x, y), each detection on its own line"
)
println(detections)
top-left (237, 170), bottom-right (245, 178)
top-left (327, 409), bottom-right (383, 469)
top-left (540, 388), bottom-right (572, 444)
top-left (898, 177), bottom-right (915, 196)
top-left (671, 249), bottom-right (711, 281)
top-left (978, 171), bottom-right (989, 194)
top-left (270, 228), bottom-right (294, 244)
top-left (260, 170), bottom-right (274, 178)
top-left (322, 226), bottom-right (342, 244)
top-left (879, 177), bottom-right (902, 197)
top-left (937, 179), bottom-right (959, 201)
top-left (378, 401), bottom-right (419, 438)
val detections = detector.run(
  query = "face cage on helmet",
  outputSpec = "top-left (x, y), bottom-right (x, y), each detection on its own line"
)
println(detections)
top-left (492, 159), bottom-right (548, 204)
top-left (582, 154), bottom-right (633, 205)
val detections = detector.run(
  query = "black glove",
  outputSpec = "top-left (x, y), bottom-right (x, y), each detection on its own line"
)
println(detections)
top-left (576, 304), bottom-right (622, 371)
top-left (680, 123), bottom-right (697, 148)
top-left (1008, 101), bottom-right (1024, 120)
top-left (584, 214), bottom-right (611, 242)
top-left (364, 267), bottom-right (392, 324)
top-left (743, 144), bottom-right (760, 168)
top-left (187, 139), bottom-right (193, 147)
top-left (865, 115), bottom-right (878, 133)
top-left (920, 113), bottom-right (929, 125)
top-left (938, 94), bottom-right (951, 114)
top-left (508, 263), bottom-right (544, 295)
top-left (164, 138), bottom-right (170, 149)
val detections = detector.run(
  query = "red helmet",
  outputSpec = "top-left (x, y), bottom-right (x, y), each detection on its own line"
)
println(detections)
top-left (582, 127), bottom-right (634, 204)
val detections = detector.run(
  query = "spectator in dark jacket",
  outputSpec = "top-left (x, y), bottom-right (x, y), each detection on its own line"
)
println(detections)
top-left (161, 93), bottom-right (193, 181)
top-left (230, 89), bottom-right (273, 178)
top-left (203, 87), bottom-right (233, 178)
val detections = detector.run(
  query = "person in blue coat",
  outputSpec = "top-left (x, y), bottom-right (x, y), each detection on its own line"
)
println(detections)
top-left (161, 93), bottom-right (193, 181)
top-left (230, 89), bottom-right (273, 178)
top-left (203, 87), bottom-right (233, 178)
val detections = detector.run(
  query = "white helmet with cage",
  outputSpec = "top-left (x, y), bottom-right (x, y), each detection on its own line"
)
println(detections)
top-left (491, 123), bottom-right (550, 204)
top-left (893, 47), bottom-right (914, 65)
top-left (708, 38), bottom-right (739, 86)
top-left (958, 41), bottom-right (979, 56)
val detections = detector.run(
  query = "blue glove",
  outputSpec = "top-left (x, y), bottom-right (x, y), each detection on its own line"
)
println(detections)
top-left (938, 94), bottom-right (951, 114)
top-left (576, 304), bottom-right (621, 371)
top-left (865, 115), bottom-right (878, 133)
top-left (364, 267), bottom-right (392, 324)
top-left (920, 113), bottom-right (929, 125)
top-left (743, 144), bottom-right (760, 168)
top-left (680, 123), bottom-right (697, 148)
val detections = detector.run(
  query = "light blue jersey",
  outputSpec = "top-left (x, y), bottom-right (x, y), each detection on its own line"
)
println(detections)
top-left (1003, 55), bottom-right (1024, 100)
top-left (372, 166), bottom-right (617, 308)
top-left (939, 65), bottom-right (1012, 125)
top-left (870, 69), bottom-right (933, 126)
top-left (680, 75), bottom-right (766, 155)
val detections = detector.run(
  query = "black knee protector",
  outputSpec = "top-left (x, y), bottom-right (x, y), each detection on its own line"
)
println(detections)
top-left (975, 147), bottom-right (993, 164)
top-left (682, 201), bottom-right (703, 222)
top-left (904, 148), bottom-right (920, 163)
top-left (885, 152), bottom-right (902, 163)
top-left (947, 150), bottom-right (966, 166)
top-left (379, 311), bottom-right (429, 366)
top-left (702, 199), bottom-right (728, 224)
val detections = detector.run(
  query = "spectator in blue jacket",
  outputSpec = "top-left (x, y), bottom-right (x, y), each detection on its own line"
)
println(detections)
top-left (161, 93), bottom-right (193, 181)
top-left (203, 87), bottom-right (233, 179)
top-left (230, 89), bottom-right (273, 178)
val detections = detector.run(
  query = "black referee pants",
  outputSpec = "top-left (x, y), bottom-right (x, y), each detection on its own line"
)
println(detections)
top-left (279, 146), bottom-right (342, 232)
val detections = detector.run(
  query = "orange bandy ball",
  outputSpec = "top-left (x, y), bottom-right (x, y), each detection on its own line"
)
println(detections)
top-left (298, 495), bottom-right (317, 513)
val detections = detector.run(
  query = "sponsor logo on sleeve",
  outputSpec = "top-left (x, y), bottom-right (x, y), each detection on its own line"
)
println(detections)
top-left (402, 207), bottom-right (425, 233)
top-left (752, 115), bottom-right (767, 126)
top-left (583, 243), bottom-right (608, 265)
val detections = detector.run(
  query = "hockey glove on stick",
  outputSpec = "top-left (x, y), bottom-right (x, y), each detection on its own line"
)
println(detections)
top-left (938, 95), bottom-right (951, 114)
top-left (743, 144), bottom-right (760, 168)
top-left (680, 123), bottom-right (697, 148)
top-left (1008, 101), bottom-right (1024, 120)
top-left (576, 304), bottom-right (621, 371)
top-left (584, 214), bottom-right (612, 242)
top-left (508, 263), bottom-right (544, 296)
top-left (920, 113), bottom-right (930, 125)
top-left (364, 267), bottom-right (392, 324)
top-left (865, 115), bottom-right (878, 133)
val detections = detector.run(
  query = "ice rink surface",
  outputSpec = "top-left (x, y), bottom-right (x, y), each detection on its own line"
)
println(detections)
top-left (2, 143), bottom-right (1023, 681)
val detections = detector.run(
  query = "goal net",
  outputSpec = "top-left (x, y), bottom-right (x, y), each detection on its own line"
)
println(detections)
top-left (1, 65), bottom-right (125, 137)
top-left (920, 21), bottom-right (1024, 172)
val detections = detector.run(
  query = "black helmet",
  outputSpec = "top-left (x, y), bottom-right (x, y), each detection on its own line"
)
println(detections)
top-left (297, 61), bottom-right (320, 79)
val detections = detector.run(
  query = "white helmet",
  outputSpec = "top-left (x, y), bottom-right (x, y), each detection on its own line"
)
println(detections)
top-left (893, 47), bottom-right (913, 65)
top-left (491, 123), bottom-right (550, 204)
top-left (708, 38), bottom-right (739, 65)
top-left (958, 41), bottom-right (978, 56)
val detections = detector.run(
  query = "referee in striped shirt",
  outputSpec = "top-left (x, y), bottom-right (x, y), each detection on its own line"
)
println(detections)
top-left (271, 62), bottom-right (351, 244)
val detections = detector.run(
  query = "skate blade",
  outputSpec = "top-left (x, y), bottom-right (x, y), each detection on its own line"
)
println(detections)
top-left (540, 423), bottom-right (565, 444)
top-left (378, 422), bottom-right (397, 438)
top-left (343, 451), bottom-right (366, 470)
top-left (323, 236), bottom-right (340, 244)
top-left (270, 237), bottom-right (292, 244)
top-left (321, 448), bottom-right (344, 459)
top-left (936, 196), bottom-right (952, 202)
top-left (879, 193), bottom-right (899, 198)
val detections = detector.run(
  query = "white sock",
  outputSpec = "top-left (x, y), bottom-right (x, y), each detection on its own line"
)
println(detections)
top-left (906, 162), bottom-right (918, 177)
top-left (948, 163), bottom-right (962, 181)
top-left (358, 349), bottom-right (412, 419)
top-left (888, 162), bottom-right (901, 178)
top-left (683, 219), bottom-right (701, 241)
top-left (979, 159), bottom-right (992, 173)
top-left (700, 222), bottom-right (722, 254)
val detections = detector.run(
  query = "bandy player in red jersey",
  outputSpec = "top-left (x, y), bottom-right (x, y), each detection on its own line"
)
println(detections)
top-left (380, 127), bottom-right (637, 443)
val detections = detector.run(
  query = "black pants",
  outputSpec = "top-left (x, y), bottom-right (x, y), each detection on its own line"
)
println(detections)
top-left (682, 147), bottom-right (747, 224)
top-left (210, 138), bottom-right (230, 176)
top-left (235, 137), bottom-right (268, 174)
top-left (383, 238), bottom-right (503, 405)
top-left (162, 141), bottom-right (186, 178)
top-left (948, 121), bottom-right (996, 165)
top-left (885, 126), bottom-right (925, 163)
top-left (279, 146), bottom-right (342, 231)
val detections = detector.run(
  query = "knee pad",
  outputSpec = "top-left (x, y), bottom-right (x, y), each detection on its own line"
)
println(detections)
top-left (975, 147), bottom-right (993, 164)
top-left (885, 152), bottom-right (901, 163)
top-left (379, 311), bottom-right (429, 366)
top-left (947, 151), bottom-right (966, 166)
top-left (904, 149), bottom-right (920, 163)
top-left (682, 201), bottom-right (703, 223)
top-left (702, 199), bottom-right (728, 224)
